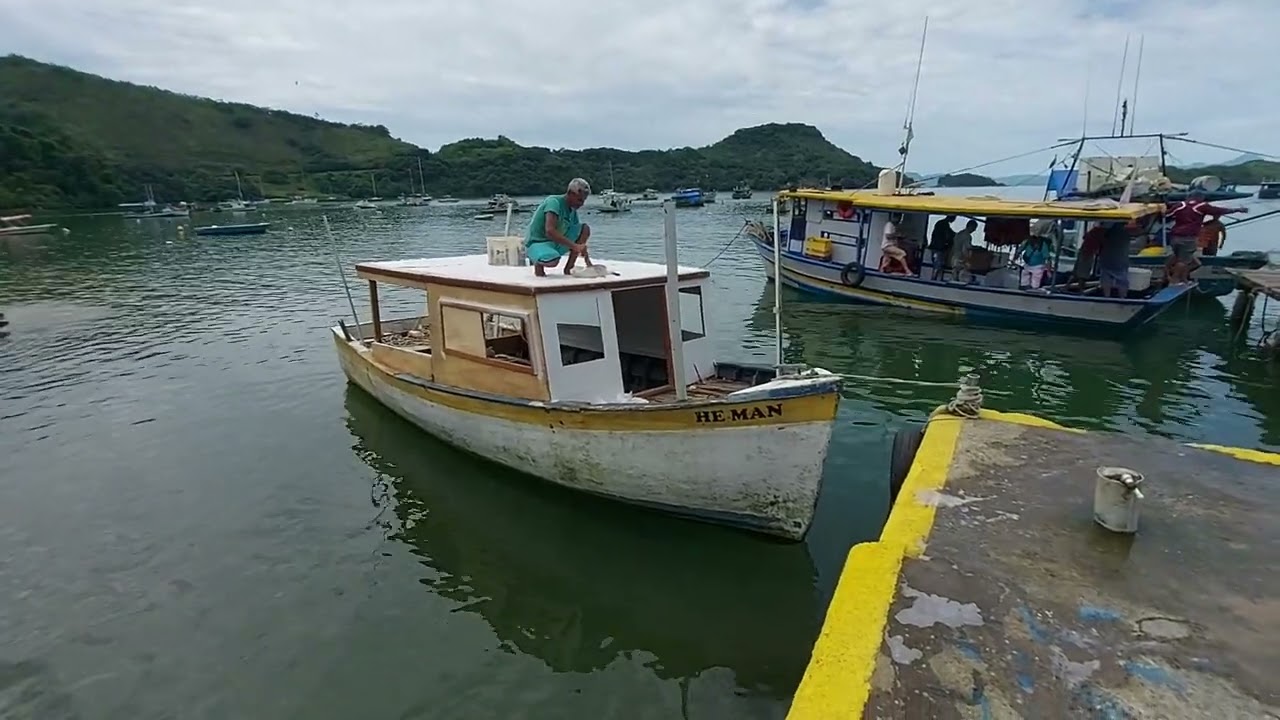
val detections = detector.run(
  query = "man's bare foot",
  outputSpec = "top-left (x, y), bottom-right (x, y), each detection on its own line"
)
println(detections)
top-left (534, 264), bottom-right (547, 277)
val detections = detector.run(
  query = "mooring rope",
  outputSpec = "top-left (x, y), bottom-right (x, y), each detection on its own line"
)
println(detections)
top-left (944, 373), bottom-right (985, 418)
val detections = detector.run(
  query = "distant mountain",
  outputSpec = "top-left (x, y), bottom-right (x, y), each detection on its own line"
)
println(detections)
top-left (936, 173), bottom-right (1002, 188)
top-left (1167, 159), bottom-right (1280, 185)
top-left (1183, 152), bottom-right (1265, 169)
top-left (0, 55), bottom-right (882, 210)
top-left (993, 173), bottom-right (1049, 187)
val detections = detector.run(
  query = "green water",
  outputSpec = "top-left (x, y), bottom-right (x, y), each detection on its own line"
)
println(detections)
top-left (1, 193), bottom-right (1278, 719)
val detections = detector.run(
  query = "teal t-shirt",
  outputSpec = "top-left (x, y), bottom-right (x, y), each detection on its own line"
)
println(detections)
top-left (525, 195), bottom-right (580, 246)
top-left (1020, 239), bottom-right (1049, 266)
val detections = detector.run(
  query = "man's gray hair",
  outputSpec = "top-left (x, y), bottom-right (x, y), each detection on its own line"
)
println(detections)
top-left (567, 178), bottom-right (592, 195)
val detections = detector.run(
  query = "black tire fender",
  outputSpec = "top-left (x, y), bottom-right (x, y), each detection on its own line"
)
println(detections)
top-left (840, 261), bottom-right (866, 287)
top-left (889, 424), bottom-right (925, 506)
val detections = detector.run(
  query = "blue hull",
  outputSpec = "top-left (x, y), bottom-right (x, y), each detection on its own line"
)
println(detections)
top-left (194, 222), bottom-right (270, 236)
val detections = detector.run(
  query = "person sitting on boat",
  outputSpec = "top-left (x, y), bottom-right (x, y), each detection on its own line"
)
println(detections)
top-left (928, 215), bottom-right (956, 280)
top-left (1070, 223), bottom-right (1106, 291)
top-left (950, 219), bottom-right (979, 281)
top-left (880, 214), bottom-right (911, 274)
top-left (1097, 222), bottom-right (1131, 298)
top-left (1164, 191), bottom-right (1246, 284)
top-left (1197, 214), bottom-right (1227, 258)
top-left (526, 178), bottom-right (593, 277)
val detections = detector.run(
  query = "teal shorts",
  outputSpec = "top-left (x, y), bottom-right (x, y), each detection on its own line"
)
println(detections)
top-left (527, 240), bottom-right (568, 264)
top-left (526, 225), bottom-right (583, 264)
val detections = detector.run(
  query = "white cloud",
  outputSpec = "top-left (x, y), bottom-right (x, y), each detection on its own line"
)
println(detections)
top-left (2, 0), bottom-right (1275, 173)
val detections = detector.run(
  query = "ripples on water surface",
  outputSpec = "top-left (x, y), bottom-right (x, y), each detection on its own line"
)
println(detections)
top-left (0, 192), bottom-right (1277, 718)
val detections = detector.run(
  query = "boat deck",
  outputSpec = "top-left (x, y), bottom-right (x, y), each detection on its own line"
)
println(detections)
top-left (788, 411), bottom-right (1279, 719)
top-left (642, 377), bottom-right (752, 402)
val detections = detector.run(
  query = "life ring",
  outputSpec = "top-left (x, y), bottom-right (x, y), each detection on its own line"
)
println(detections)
top-left (836, 201), bottom-right (855, 220)
top-left (840, 261), bottom-right (866, 287)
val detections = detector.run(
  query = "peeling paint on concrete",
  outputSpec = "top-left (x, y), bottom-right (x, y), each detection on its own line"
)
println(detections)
top-left (887, 635), bottom-right (922, 665)
top-left (1137, 617), bottom-right (1192, 640)
top-left (896, 585), bottom-right (984, 629)
top-left (1122, 660), bottom-right (1187, 693)
top-left (916, 489), bottom-right (990, 508)
top-left (1052, 648), bottom-right (1100, 687)
top-left (1079, 605), bottom-right (1124, 623)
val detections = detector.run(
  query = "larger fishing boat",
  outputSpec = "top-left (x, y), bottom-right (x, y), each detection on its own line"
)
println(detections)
top-left (330, 204), bottom-right (842, 539)
top-left (747, 180), bottom-right (1193, 331)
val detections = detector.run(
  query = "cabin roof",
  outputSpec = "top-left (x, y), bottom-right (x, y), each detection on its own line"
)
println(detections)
top-left (356, 254), bottom-right (710, 295)
top-left (777, 189), bottom-right (1162, 220)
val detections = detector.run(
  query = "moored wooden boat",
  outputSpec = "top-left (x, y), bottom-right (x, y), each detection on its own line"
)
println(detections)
top-left (331, 211), bottom-right (842, 539)
top-left (750, 187), bottom-right (1194, 331)
top-left (194, 222), bottom-right (270, 236)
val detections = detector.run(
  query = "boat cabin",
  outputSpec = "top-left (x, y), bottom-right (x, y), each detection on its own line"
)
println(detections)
top-left (353, 255), bottom-right (716, 403)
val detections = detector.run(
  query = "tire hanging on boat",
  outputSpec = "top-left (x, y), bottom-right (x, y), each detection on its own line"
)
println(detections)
top-left (840, 261), bottom-right (866, 288)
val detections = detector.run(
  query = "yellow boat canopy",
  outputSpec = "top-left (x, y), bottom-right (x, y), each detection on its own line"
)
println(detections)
top-left (777, 189), bottom-right (1161, 221)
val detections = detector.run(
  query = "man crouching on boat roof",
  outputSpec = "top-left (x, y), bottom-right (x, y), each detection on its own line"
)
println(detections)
top-left (526, 178), bottom-right (593, 276)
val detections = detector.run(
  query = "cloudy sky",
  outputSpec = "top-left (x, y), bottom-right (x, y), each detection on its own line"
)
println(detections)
top-left (2, 0), bottom-right (1275, 173)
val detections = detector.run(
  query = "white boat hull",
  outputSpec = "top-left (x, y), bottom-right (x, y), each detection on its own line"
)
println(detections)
top-left (0, 223), bottom-right (59, 237)
top-left (334, 330), bottom-right (838, 539)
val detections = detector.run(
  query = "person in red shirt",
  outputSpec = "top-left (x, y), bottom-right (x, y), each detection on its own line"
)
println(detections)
top-left (1164, 191), bottom-right (1247, 283)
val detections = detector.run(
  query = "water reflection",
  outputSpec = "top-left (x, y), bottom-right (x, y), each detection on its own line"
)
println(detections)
top-left (748, 285), bottom-right (1280, 450)
top-left (343, 386), bottom-right (821, 698)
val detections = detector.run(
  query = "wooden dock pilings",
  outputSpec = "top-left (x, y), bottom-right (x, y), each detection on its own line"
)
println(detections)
top-left (1229, 269), bottom-right (1280, 355)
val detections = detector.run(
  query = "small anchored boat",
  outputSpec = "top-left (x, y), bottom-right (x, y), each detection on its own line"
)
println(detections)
top-left (193, 222), bottom-right (270, 236)
top-left (0, 214), bottom-right (61, 237)
top-left (485, 194), bottom-right (521, 213)
top-left (732, 182), bottom-right (753, 200)
top-left (671, 188), bottom-right (705, 208)
top-left (331, 203), bottom-right (841, 539)
top-left (597, 162), bottom-right (633, 213)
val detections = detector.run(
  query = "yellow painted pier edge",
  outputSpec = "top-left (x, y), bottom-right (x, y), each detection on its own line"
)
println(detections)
top-left (785, 408), bottom-right (1280, 719)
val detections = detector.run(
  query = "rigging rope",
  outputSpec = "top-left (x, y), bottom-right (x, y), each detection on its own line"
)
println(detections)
top-left (1165, 136), bottom-right (1280, 162)
top-left (699, 221), bottom-right (749, 267)
top-left (905, 140), bottom-right (1079, 188)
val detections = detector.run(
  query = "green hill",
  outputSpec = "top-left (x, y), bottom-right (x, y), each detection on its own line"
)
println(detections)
top-left (1167, 159), bottom-right (1280, 186)
top-left (936, 173), bottom-right (1002, 188)
top-left (0, 55), bottom-right (881, 210)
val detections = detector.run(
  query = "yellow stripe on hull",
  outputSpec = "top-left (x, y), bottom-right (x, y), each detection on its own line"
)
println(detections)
top-left (776, 263), bottom-right (964, 316)
top-left (334, 331), bottom-right (839, 431)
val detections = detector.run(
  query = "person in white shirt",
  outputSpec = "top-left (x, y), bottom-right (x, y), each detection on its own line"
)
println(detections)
top-left (880, 214), bottom-right (910, 274)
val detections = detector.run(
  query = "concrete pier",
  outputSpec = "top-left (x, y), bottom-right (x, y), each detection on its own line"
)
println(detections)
top-left (788, 410), bottom-right (1279, 719)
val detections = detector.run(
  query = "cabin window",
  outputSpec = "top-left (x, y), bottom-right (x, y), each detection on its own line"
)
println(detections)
top-left (679, 286), bottom-right (706, 341)
top-left (555, 300), bottom-right (606, 366)
top-left (439, 302), bottom-right (532, 368)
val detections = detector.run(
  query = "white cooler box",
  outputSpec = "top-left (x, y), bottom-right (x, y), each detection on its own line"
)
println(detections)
top-left (486, 236), bottom-right (526, 266)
